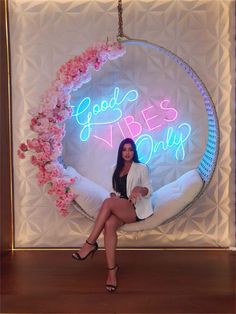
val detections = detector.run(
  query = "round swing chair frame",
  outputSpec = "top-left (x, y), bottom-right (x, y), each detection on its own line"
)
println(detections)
top-left (72, 37), bottom-right (220, 229)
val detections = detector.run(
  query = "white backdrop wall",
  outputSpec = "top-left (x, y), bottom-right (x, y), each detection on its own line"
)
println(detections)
top-left (9, 0), bottom-right (235, 247)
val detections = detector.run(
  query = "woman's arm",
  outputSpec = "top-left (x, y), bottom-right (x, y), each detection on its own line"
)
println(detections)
top-left (129, 165), bottom-right (152, 203)
top-left (139, 164), bottom-right (152, 198)
top-left (131, 186), bottom-right (148, 197)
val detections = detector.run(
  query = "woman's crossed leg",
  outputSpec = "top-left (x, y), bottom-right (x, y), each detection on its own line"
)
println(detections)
top-left (78, 197), bottom-right (136, 258)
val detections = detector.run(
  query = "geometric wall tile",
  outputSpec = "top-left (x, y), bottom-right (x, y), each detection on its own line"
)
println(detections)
top-left (9, 0), bottom-right (235, 247)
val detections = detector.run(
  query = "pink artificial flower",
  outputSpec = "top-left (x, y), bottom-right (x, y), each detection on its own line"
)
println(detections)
top-left (27, 139), bottom-right (42, 152)
top-left (30, 117), bottom-right (38, 128)
top-left (31, 155), bottom-right (39, 166)
top-left (17, 149), bottom-right (25, 159)
top-left (19, 143), bottom-right (28, 152)
top-left (69, 177), bottom-right (75, 184)
top-left (37, 117), bottom-right (50, 131)
top-left (38, 133), bottom-right (51, 141)
top-left (52, 80), bottom-right (64, 92)
top-left (36, 152), bottom-right (50, 164)
top-left (49, 124), bottom-right (65, 137)
top-left (55, 197), bottom-right (66, 209)
top-left (36, 162), bottom-right (64, 185)
top-left (45, 161), bottom-right (64, 178)
top-left (56, 206), bottom-right (68, 216)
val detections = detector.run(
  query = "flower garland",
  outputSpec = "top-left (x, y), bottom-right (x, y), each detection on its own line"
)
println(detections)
top-left (18, 41), bottom-right (126, 216)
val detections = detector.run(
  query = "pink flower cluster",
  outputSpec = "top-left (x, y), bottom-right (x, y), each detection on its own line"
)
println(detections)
top-left (17, 41), bottom-right (126, 216)
top-left (57, 41), bottom-right (125, 88)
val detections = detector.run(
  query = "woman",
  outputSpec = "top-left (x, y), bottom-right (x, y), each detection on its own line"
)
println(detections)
top-left (72, 138), bottom-right (153, 292)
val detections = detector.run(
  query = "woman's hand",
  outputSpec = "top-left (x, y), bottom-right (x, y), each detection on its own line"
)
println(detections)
top-left (129, 186), bottom-right (142, 205)
top-left (129, 186), bottom-right (149, 204)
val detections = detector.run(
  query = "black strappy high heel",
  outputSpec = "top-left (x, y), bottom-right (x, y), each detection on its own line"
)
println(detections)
top-left (72, 240), bottom-right (98, 261)
top-left (106, 265), bottom-right (119, 292)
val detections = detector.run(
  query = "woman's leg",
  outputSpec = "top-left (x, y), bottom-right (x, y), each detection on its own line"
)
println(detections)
top-left (88, 197), bottom-right (136, 242)
top-left (78, 197), bottom-right (136, 258)
top-left (104, 214), bottom-right (124, 268)
top-left (104, 214), bottom-right (124, 290)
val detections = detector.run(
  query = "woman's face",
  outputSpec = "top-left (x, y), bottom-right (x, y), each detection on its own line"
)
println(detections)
top-left (122, 143), bottom-right (134, 162)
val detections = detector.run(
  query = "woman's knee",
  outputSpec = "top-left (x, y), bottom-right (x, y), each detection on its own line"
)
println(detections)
top-left (104, 217), bottom-right (118, 233)
top-left (102, 197), bottom-right (113, 208)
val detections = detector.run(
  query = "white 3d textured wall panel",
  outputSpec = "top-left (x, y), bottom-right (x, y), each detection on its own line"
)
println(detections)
top-left (9, 0), bottom-right (235, 248)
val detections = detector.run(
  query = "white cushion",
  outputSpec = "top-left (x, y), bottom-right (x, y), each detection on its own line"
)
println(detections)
top-left (121, 169), bottom-right (203, 232)
top-left (63, 166), bottom-right (109, 219)
top-left (64, 167), bottom-right (203, 230)
top-left (63, 165), bottom-right (82, 180)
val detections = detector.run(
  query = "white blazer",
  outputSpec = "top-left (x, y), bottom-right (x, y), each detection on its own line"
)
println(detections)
top-left (127, 162), bottom-right (153, 219)
top-left (113, 162), bottom-right (153, 220)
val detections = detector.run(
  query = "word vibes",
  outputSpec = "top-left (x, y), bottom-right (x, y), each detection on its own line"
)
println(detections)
top-left (71, 87), bottom-right (191, 163)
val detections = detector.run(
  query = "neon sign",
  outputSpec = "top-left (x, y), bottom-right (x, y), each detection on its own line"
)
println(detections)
top-left (71, 87), bottom-right (138, 141)
top-left (135, 123), bottom-right (191, 163)
top-left (141, 99), bottom-right (178, 131)
top-left (71, 87), bottom-right (192, 163)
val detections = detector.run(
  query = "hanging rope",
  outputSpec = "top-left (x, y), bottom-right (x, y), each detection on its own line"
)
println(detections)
top-left (117, 0), bottom-right (124, 39)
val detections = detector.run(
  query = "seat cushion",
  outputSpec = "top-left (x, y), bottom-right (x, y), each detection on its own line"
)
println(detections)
top-left (65, 166), bottom-right (203, 230)
top-left (121, 169), bottom-right (203, 232)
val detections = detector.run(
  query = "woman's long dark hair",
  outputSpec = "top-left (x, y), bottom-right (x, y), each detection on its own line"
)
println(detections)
top-left (112, 138), bottom-right (140, 192)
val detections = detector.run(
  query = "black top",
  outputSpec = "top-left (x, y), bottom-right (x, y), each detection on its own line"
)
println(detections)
top-left (117, 174), bottom-right (128, 199)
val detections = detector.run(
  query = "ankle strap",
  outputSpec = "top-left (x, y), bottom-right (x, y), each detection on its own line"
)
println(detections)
top-left (107, 265), bottom-right (117, 270)
top-left (86, 240), bottom-right (96, 246)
